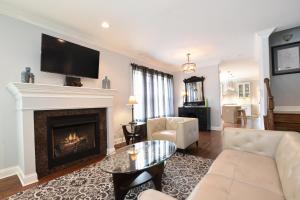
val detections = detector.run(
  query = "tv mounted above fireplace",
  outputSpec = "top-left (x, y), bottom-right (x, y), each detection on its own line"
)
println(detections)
top-left (41, 34), bottom-right (100, 79)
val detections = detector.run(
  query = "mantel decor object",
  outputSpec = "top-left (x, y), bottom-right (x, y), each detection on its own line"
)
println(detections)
top-left (21, 67), bottom-right (35, 83)
top-left (65, 76), bottom-right (82, 87)
top-left (102, 76), bottom-right (111, 89)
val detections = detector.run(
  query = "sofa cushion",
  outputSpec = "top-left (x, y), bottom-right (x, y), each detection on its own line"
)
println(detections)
top-left (209, 149), bottom-right (283, 196)
top-left (187, 174), bottom-right (284, 200)
top-left (223, 128), bottom-right (284, 158)
top-left (152, 130), bottom-right (176, 143)
top-left (275, 132), bottom-right (300, 200)
top-left (138, 189), bottom-right (176, 200)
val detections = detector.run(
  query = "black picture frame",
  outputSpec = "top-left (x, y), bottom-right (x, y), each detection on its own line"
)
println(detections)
top-left (272, 41), bottom-right (300, 76)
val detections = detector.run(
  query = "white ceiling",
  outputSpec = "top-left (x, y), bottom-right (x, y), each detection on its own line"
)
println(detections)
top-left (1, 0), bottom-right (300, 71)
top-left (219, 59), bottom-right (259, 81)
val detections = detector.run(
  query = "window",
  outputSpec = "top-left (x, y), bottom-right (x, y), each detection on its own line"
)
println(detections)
top-left (132, 63), bottom-right (174, 121)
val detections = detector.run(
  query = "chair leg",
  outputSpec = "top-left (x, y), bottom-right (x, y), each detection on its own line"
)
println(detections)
top-left (195, 141), bottom-right (199, 148)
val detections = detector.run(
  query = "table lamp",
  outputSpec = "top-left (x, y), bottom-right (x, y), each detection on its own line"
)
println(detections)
top-left (128, 96), bottom-right (138, 124)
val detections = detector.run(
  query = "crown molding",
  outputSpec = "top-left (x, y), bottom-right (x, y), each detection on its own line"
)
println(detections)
top-left (255, 27), bottom-right (276, 38)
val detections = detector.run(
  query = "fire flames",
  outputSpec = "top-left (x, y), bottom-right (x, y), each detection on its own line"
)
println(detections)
top-left (65, 132), bottom-right (80, 143)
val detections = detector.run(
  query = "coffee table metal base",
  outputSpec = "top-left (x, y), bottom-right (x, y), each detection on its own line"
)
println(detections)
top-left (112, 162), bottom-right (164, 200)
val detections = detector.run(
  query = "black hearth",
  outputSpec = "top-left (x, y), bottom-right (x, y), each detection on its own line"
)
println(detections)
top-left (47, 114), bottom-right (100, 168)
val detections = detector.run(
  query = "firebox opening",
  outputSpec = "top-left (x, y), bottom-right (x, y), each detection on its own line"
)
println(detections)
top-left (47, 114), bottom-right (100, 169)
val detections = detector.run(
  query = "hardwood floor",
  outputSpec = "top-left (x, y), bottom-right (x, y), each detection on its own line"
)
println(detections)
top-left (223, 117), bottom-right (260, 129)
top-left (187, 130), bottom-right (222, 159)
top-left (0, 131), bottom-right (222, 199)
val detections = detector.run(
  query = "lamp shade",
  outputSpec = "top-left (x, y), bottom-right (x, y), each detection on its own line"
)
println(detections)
top-left (128, 96), bottom-right (138, 105)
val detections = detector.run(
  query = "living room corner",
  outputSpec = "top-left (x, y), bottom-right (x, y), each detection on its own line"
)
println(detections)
top-left (0, 1), bottom-right (300, 200)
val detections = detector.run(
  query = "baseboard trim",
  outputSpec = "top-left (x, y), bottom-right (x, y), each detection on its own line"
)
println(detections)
top-left (107, 148), bottom-right (115, 155)
top-left (16, 167), bottom-right (38, 186)
top-left (0, 166), bottom-right (38, 186)
top-left (211, 126), bottom-right (222, 131)
top-left (0, 166), bottom-right (19, 179)
top-left (114, 137), bottom-right (124, 145)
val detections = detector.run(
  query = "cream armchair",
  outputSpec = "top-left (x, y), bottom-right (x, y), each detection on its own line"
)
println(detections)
top-left (147, 117), bottom-right (199, 149)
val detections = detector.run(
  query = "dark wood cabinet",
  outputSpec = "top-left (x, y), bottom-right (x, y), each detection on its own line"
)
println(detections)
top-left (178, 107), bottom-right (211, 131)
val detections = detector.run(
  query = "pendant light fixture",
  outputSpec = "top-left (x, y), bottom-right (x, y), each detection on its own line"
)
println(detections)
top-left (182, 53), bottom-right (196, 73)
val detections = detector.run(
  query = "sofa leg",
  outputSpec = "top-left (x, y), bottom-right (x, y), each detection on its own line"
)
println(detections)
top-left (196, 141), bottom-right (199, 148)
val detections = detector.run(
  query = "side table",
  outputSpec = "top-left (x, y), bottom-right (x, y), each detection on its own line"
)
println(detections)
top-left (121, 122), bottom-right (147, 145)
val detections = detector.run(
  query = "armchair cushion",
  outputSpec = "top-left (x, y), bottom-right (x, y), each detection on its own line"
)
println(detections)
top-left (166, 117), bottom-right (184, 130)
top-left (147, 118), bottom-right (166, 140)
top-left (152, 130), bottom-right (176, 143)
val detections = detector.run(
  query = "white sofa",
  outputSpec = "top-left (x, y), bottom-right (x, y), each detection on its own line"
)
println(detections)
top-left (147, 117), bottom-right (199, 149)
top-left (138, 128), bottom-right (300, 200)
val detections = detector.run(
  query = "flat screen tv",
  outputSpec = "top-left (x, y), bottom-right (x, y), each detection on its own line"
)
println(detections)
top-left (41, 34), bottom-right (100, 79)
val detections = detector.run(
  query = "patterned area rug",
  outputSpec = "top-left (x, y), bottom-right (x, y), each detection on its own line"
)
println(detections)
top-left (9, 153), bottom-right (213, 200)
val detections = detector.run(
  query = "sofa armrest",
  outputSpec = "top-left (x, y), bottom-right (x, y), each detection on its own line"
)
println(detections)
top-left (147, 118), bottom-right (166, 140)
top-left (223, 128), bottom-right (284, 158)
top-left (138, 189), bottom-right (176, 200)
top-left (176, 118), bottom-right (199, 149)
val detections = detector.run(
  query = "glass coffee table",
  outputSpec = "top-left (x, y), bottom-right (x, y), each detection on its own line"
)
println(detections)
top-left (100, 140), bottom-right (176, 200)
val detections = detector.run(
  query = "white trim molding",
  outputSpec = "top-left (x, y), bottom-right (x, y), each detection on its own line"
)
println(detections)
top-left (0, 166), bottom-right (38, 186)
top-left (16, 167), bottom-right (38, 186)
top-left (274, 106), bottom-right (300, 113)
top-left (0, 166), bottom-right (19, 179)
top-left (114, 137), bottom-right (125, 145)
top-left (6, 82), bottom-right (117, 186)
top-left (211, 126), bottom-right (222, 131)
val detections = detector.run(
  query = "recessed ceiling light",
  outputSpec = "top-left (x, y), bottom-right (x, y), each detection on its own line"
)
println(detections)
top-left (101, 21), bottom-right (110, 29)
top-left (57, 38), bottom-right (65, 43)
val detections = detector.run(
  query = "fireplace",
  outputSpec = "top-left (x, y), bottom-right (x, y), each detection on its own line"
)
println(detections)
top-left (47, 114), bottom-right (100, 168)
top-left (34, 108), bottom-right (107, 179)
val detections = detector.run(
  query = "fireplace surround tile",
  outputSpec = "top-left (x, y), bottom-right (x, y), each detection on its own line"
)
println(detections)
top-left (34, 108), bottom-right (107, 178)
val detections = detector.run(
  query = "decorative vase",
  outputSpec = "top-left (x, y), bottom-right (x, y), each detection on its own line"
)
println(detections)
top-left (205, 98), bottom-right (208, 107)
top-left (21, 67), bottom-right (31, 83)
top-left (102, 76), bottom-right (111, 89)
top-left (29, 73), bottom-right (35, 83)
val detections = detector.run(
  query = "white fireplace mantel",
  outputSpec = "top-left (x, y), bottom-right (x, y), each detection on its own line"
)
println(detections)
top-left (7, 82), bottom-right (117, 186)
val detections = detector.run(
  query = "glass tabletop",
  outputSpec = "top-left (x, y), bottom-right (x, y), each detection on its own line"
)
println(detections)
top-left (121, 122), bottom-right (146, 127)
top-left (100, 140), bottom-right (176, 174)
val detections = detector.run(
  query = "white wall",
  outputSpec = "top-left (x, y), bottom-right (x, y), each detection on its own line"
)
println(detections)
top-left (0, 15), bottom-right (172, 171)
top-left (270, 27), bottom-right (300, 108)
top-left (254, 28), bottom-right (276, 129)
top-left (173, 65), bottom-right (221, 130)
